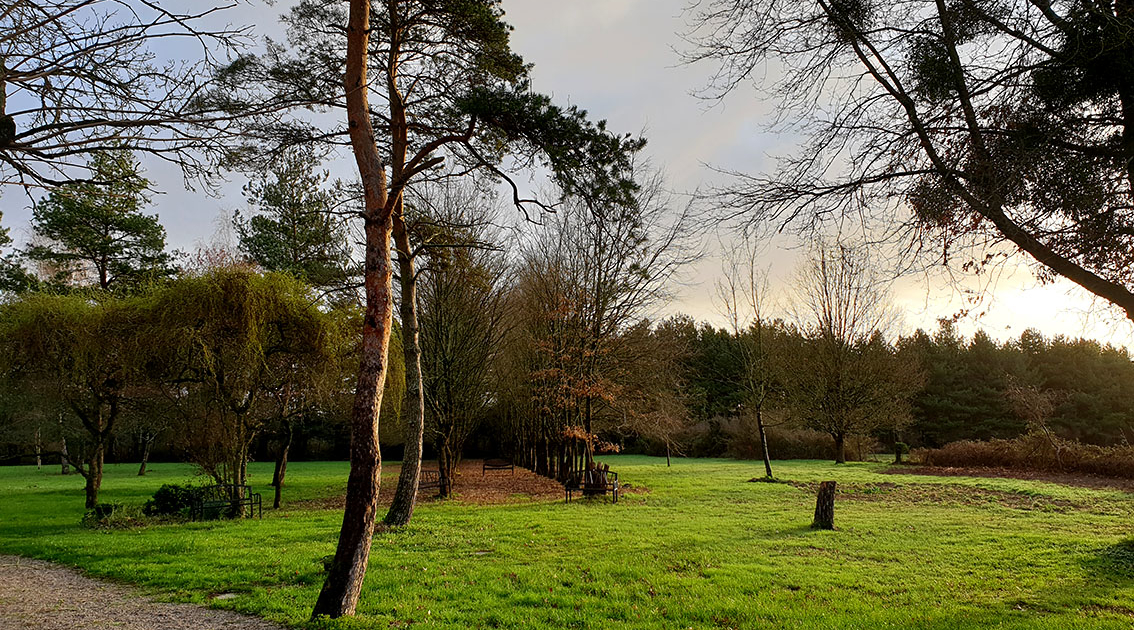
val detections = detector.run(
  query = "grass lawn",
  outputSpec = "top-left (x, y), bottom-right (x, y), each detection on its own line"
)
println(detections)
top-left (1, 456), bottom-right (1132, 629)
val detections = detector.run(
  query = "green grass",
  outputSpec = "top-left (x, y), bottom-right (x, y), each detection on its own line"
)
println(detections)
top-left (2, 457), bottom-right (1133, 629)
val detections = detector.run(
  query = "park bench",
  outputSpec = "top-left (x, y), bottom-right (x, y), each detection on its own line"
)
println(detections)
top-left (190, 484), bottom-right (262, 520)
top-left (419, 469), bottom-right (443, 496)
top-left (564, 463), bottom-right (620, 503)
top-left (482, 458), bottom-right (514, 475)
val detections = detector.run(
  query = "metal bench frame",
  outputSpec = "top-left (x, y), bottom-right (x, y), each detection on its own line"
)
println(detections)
top-left (564, 468), bottom-right (619, 503)
top-left (190, 484), bottom-right (262, 520)
top-left (482, 458), bottom-right (514, 475)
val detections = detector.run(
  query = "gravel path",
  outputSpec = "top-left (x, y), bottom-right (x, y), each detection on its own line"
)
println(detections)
top-left (0, 555), bottom-right (285, 630)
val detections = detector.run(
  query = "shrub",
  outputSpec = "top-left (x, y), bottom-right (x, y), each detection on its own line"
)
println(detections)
top-left (913, 434), bottom-right (1134, 479)
top-left (82, 503), bottom-right (144, 529)
top-left (143, 483), bottom-right (202, 517)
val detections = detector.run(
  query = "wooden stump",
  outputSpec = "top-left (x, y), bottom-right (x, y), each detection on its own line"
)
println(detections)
top-left (811, 480), bottom-right (836, 530)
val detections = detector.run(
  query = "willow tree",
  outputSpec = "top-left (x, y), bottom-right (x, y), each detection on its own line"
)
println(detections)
top-left (148, 268), bottom-right (335, 489)
top-left (215, 1), bottom-right (644, 617)
top-left (0, 293), bottom-right (142, 507)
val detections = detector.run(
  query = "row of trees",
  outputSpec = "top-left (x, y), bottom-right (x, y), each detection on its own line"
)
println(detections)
top-left (0, 268), bottom-right (403, 509)
top-left (672, 314), bottom-right (1134, 462)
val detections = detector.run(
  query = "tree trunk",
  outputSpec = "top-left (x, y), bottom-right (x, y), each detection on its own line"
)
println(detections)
top-left (34, 427), bottom-right (41, 470)
top-left (665, 440), bottom-right (671, 467)
top-left (60, 435), bottom-right (70, 475)
top-left (272, 421), bottom-right (293, 509)
top-left (438, 441), bottom-right (454, 499)
top-left (757, 408), bottom-right (773, 478)
top-left (834, 433), bottom-right (846, 464)
top-left (811, 481), bottom-right (836, 530)
top-left (385, 215), bottom-right (424, 527)
top-left (137, 435), bottom-right (153, 476)
top-left (311, 0), bottom-right (393, 617)
top-left (84, 443), bottom-right (104, 509)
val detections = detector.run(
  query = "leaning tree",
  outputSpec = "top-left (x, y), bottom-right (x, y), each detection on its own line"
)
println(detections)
top-left (686, 0), bottom-right (1134, 320)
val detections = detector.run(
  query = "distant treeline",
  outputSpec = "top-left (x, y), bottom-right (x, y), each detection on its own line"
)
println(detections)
top-left (671, 317), bottom-right (1133, 455)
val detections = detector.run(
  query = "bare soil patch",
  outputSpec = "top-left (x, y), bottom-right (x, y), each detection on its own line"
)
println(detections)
top-left (293, 459), bottom-right (582, 510)
top-left (883, 465), bottom-right (1134, 493)
top-left (0, 555), bottom-right (283, 630)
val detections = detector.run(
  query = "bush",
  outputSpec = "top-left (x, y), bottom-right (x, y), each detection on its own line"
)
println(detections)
top-left (143, 483), bottom-right (202, 517)
top-left (913, 434), bottom-right (1134, 479)
top-left (82, 503), bottom-right (144, 529)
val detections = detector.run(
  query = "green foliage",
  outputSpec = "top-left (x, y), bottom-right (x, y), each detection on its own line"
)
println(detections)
top-left (26, 150), bottom-right (173, 291)
top-left (235, 150), bottom-right (354, 290)
top-left (0, 459), bottom-right (1132, 628)
top-left (142, 483), bottom-right (202, 517)
top-left (900, 322), bottom-right (1134, 448)
top-left (456, 85), bottom-right (645, 208)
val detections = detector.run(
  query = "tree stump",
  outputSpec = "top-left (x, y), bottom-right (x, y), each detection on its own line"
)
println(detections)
top-left (811, 481), bottom-right (836, 530)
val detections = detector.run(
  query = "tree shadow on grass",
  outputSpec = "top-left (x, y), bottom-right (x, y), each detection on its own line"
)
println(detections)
top-left (1083, 538), bottom-right (1134, 583)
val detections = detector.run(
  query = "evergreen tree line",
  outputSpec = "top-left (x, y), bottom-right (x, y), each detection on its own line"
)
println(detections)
top-left (664, 318), bottom-right (1134, 460)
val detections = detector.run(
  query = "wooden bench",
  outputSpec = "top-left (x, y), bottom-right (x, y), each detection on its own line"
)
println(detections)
top-left (564, 464), bottom-right (620, 503)
top-left (482, 458), bottom-right (514, 475)
top-left (419, 469), bottom-right (443, 496)
top-left (190, 484), bottom-right (262, 520)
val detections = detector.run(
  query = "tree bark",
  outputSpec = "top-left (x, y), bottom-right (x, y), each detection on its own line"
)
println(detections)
top-left (757, 408), bottom-right (773, 478)
top-left (137, 433), bottom-right (153, 476)
top-left (311, 0), bottom-right (393, 618)
top-left (272, 421), bottom-right (293, 509)
top-left (384, 213), bottom-right (425, 527)
top-left (811, 481), bottom-right (836, 530)
top-left (834, 433), bottom-right (846, 464)
top-left (83, 443), bottom-right (104, 509)
top-left (437, 441), bottom-right (454, 499)
top-left (59, 415), bottom-right (70, 475)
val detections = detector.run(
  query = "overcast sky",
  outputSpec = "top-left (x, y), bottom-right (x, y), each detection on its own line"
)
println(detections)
top-left (3, 0), bottom-right (1131, 347)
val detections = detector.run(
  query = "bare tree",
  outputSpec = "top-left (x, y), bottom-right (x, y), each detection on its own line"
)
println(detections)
top-left (511, 171), bottom-right (700, 477)
top-left (783, 245), bottom-right (922, 463)
top-left (717, 241), bottom-right (781, 478)
top-left (416, 200), bottom-right (510, 498)
top-left (0, 1), bottom-right (265, 188)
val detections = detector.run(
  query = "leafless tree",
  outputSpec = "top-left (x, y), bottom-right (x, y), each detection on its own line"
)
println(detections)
top-left (782, 245), bottom-right (922, 462)
top-left (685, 0), bottom-right (1134, 321)
top-left (717, 240), bottom-right (781, 478)
top-left (511, 170), bottom-right (701, 476)
top-left (0, 1), bottom-right (267, 189)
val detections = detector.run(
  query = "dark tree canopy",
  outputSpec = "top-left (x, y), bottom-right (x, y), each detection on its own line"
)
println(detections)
top-left (686, 0), bottom-right (1134, 320)
top-left (27, 150), bottom-right (173, 291)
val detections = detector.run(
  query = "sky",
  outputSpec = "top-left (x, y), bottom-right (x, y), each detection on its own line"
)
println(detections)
top-left (3, 0), bottom-right (1132, 348)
